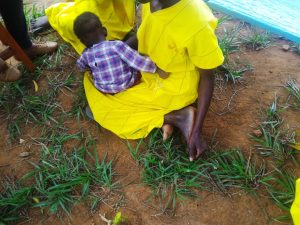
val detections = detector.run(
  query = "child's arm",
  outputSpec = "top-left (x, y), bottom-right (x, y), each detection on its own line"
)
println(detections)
top-left (114, 41), bottom-right (169, 78)
top-left (76, 53), bottom-right (88, 72)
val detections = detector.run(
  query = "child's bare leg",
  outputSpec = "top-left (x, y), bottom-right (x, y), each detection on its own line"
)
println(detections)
top-left (163, 106), bottom-right (196, 143)
top-left (162, 124), bottom-right (173, 141)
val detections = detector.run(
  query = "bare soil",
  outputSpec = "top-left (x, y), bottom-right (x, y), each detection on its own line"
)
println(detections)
top-left (1, 4), bottom-right (300, 225)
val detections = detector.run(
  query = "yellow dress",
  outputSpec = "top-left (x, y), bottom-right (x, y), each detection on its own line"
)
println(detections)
top-left (291, 178), bottom-right (300, 225)
top-left (45, 0), bottom-right (135, 54)
top-left (84, 0), bottom-right (224, 139)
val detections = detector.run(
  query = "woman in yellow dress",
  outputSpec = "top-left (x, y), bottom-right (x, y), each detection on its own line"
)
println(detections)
top-left (32, 0), bottom-right (135, 54)
top-left (84, 0), bottom-right (224, 161)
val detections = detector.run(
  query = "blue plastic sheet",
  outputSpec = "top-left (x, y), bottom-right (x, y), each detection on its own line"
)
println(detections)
top-left (207, 0), bottom-right (300, 44)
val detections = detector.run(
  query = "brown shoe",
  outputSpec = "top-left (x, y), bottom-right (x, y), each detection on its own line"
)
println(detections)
top-left (0, 65), bottom-right (22, 82)
top-left (25, 41), bottom-right (58, 59)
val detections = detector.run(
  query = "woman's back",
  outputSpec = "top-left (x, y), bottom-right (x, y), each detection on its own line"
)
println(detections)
top-left (137, 0), bottom-right (223, 73)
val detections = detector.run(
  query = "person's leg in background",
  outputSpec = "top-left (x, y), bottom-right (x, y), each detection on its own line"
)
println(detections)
top-left (0, 0), bottom-right (57, 59)
top-left (0, 0), bottom-right (57, 81)
top-left (0, 0), bottom-right (24, 81)
top-left (0, 0), bottom-right (32, 50)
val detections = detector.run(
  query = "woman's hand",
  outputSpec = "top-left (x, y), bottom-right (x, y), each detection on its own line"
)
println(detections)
top-left (188, 131), bottom-right (207, 161)
top-left (125, 34), bottom-right (138, 50)
top-left (187, 68), bottom-right (215, 161)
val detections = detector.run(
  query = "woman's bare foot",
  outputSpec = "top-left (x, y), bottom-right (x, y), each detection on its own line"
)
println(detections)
top-left (30, 16), bottom-right (50, 34)
top-left (179, 106), bottom-right (196, 143)
top-left (164, 106), bottom-right (196, 144)
top-left (162, 124), bottom-right (173, 141)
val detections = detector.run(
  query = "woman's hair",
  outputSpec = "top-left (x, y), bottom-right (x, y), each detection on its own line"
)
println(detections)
top-left (73, 12), bottom-right (102, 39)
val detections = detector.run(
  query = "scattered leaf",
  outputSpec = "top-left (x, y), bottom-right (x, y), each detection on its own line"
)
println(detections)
top-left (32, 80), bottom-right (39, 92)
top-left (19, 152), bottom-right (30, 157)
top-left (113, 212), bottom-right (124, 225)
top-left (33, 197), bottom-right (40, 203)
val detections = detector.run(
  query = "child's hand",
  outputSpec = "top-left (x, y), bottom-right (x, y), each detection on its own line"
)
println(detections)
top-left (156, 67), bottom-right (169, 79)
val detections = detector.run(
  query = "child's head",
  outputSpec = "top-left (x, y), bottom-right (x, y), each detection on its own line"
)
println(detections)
top-left (74, 12), bottom-right (107, 48)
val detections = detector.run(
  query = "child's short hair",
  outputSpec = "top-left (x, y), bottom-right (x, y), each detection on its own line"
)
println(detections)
top-left (73, 12), bottom-right (102, 40)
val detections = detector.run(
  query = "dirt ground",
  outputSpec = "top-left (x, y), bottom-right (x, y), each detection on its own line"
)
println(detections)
top-left (1, 2), bottom-right (300, 225)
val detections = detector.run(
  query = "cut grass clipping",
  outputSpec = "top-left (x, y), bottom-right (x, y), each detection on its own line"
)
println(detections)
top-left (27, 148), bottom-right (115, 214)
top-left (201, 150), bottom-right (270, 194)
top-left (242, 31), bottom-right (271, 50)
top-left (0, 52), bottom-right (79, 140)
top-left (267, 169), bottom-right (296, 222)
top-left (216, 24), bottom-right (252, 83)
top-left (0, 79), bottom-right (62, 140)
top-left (128, 129), bottom-right (271, 213)
top-left (251, 97), bottom-right (298, 223)
top-left (0, 177), bottom-right (33, 224)
top-left (217, 63), bottom-right (252, 83)
top-left (128, 129), bottom-right (207, 213)
top-left (24, 132), bottom-right (117, 215)
top-left (286, 79), bottom-right (300, 108)
top-left (0, 132), bottom-right (117, 224)
top-left (24, 4), bottom-right (45, 29)
top-left (71, 85), bottom-right (87, 120)
top-left (218, 25), bottom-right (241, 63)
top-left (253, 96), bottom-right (296, 166)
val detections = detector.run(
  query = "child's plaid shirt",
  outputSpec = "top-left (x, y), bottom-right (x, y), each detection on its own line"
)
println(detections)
top-left (76, 40), bottom-right (157, 94)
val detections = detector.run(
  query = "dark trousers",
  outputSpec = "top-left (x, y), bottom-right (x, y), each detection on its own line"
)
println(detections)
top-left (0, 0), bottom-right (32, 49)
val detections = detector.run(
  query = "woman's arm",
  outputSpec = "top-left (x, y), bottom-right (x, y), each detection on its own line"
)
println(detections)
top-left (188, 68), bottom-right (215, 161)
top-left (125, 33), bottom-right (138, 50)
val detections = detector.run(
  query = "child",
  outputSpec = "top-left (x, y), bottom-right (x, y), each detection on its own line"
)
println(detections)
top-left (74, 12), bottom-right (168, 94)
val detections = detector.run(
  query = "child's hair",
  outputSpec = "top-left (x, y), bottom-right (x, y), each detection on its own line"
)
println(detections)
top-left (73, 12), bottom-right (102, 40)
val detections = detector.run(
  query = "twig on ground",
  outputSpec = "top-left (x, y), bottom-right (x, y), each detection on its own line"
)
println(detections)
top-left (99, 213), bottom-right (112, 225)
top-left (211, 87), bottom-right (246, 116)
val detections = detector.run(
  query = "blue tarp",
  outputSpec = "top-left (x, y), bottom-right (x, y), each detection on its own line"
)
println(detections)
top-left (207, 0), bottom-right (300, 44)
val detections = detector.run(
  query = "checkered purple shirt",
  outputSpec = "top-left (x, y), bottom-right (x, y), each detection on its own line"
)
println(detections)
top-left (76, 40), bottom-right (157, 94)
